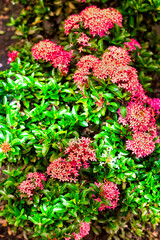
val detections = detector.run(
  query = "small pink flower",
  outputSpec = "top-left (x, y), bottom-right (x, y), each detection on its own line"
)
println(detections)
top-left (147, 97), bottom-right (160, 114)
top-left (65, 137), bottom-right (97, 169)
top-left (7, 50), bottom-right (19, 64)
top-left (47, 158), bottom-right (79, 182)
top-left (64, 237), bottom-right (71, 240)
top-left (19, 172), bottom-right (46, 199)
top-left (126, 101), bottom-right (155, 132)
top-left (77, 33), bottom-right (91, 47)
top-left (94, 181), bottom-right (120, 211)
top-left (126, 131), bottom-right (156, 158)
top-left (64, 14), bottom-right (83, 35)
top-left (124, 39), bottom-right (141, 51)
top-left (73, 222), bottom-right (90, 240)
top-left (73, 55), bottom-right (100, 91)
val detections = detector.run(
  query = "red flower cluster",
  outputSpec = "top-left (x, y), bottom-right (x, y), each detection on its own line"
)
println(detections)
top-left (7, 50), bottom-right (19, 64)
top-left (19, 172), bottom-right (46, 199)
top-left (118, 96), bottom-right (160, 158)
top-left (77, 33), bottom-right (91, 48)
top-left (74, 46), bottom-right (142, 96)
top-left (102, 46), bottom-right (131, 66)
top-left (65, 222), bottom-right (90, 240)
top-left (94, 181), bottom-right (120, 211)
top-left (93, 46), bottom-right (142, 95)
top-left (147, 97), bottom-right (160, 114)
top-left (65, 137), bottom-right (97, 169)
top-left (124, 38), bottom-right (141, 51)
top-left (32, 39), bottom-right (73, 75)
top-left (126, 131), bottom-right (156, 158)
top-left (126, 101), bottom-right (155, 132)
top-left (64, 6), bottom-right (122, 37)
top-left (47, 138), bottom-right (96, 182)
top-left (47, 158), bottom-right (79, 183)
top-left (64, 14), bottom-right (83, 35)
top-left (73, 222), bottom-right (90, 240)
top-left (73, 55), bottom-right (100, 91)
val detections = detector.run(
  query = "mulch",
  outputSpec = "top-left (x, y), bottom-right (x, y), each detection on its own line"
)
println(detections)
top-left (0, 0), bottom-right (21, 71)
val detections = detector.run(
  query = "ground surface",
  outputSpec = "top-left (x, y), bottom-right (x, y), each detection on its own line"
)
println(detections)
top-left (0, 0), bottom-right (21, 71)
top-left (0, 1), bottom-right (160, 239)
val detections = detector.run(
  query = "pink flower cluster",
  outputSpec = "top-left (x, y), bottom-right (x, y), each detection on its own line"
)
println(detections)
top-left (124, 39), bottom-right (141, 52)
top-left (126, 131), bottom-right (156, 158)
top-left (147, 97), bottom-right (160, 114)
top-left (73, 55), bottom-right (100, 91)
top-left (64, 6), bottom-right (122, 37)
top-left (65, 222), bottom-right (90, 240)
top-left (103, 46), bottom-right (131, 66)
top-left (73, 46), bottom-right (142, 95)
top-left (126, 101), bottom-right (155, 132)
top-left (73, 222), bottom-right (90, 240)
top-left (93, 46), bottom-right (142, 95)
top-left (77, 32), bottom-right (91, 52)
top-left (47, 157), bottom-right (79, 183)
top-left (118, 96), bottom-right (160, 158)
top-left (47, 138), bottom-right (97, 182)
top-left (65, 137), bottom-right (97, 169)
top-left (32, 39), bottom-right (73, 75)
top-left (19, 172), bottom-right (46, 199)
top-left (7, 50), bottom-right (19, 64)
top-left (64, 15), bottom-right (83, 35)
top-left (94, 181), bottom-right (120, 211)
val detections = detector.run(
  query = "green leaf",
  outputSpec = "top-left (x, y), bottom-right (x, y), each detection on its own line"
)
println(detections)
top-left (50, 152), bottom-right (59, 162)
top-left (150, 206), bottom-right (160, 213)
top-left (98, 39), bottom-right (103, 51)
top-left (40, 0), bottom-right (45, 7)
top-left (42, 143), bottom-right (50, 157)
top-left (120, 106), bottom-right (127, 118)
top-left (53, 207), bottom-right (66, 213)
top-left (33, 194), bottom-right (40, 204)
top-left (79, 121), bottom-right (88, 127)
top-left (28, 216), bottom-right (40, 225)
top-left (107, 84), bottom-right (119, 92)
top-left (129, 16), bottom-right (134, 28)
top-left (92, 226), bottom-right (100, 235)
top-left (6, 114), bottom-right (13, 126)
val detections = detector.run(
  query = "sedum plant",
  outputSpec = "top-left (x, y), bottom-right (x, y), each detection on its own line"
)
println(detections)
top-left (0, 5), bottom-right (160, 240)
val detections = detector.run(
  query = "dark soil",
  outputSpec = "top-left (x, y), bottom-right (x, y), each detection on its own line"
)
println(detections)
top-left (0, 0), bottom-right (22, 71)
top-left (0, 0), bottom-right (160, 239)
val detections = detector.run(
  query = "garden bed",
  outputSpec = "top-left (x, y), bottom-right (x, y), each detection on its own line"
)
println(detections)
top-left (0, 1), bottom-right (160, 240)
